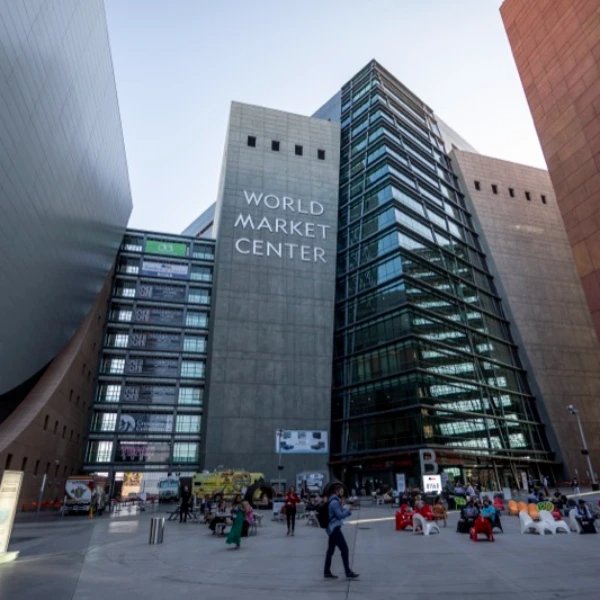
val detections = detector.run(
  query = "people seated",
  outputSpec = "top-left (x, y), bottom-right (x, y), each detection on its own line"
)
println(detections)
top-left (383, 491), bottom-right (393, 504)
top-left (575, 499), bottom-right (597, 534)
top-left (456, 498), bottom-right (479, 533)
top-left (414, 494), bottom-right (425, 512)
top-left (432, 496), bottom-right (447, 525)
top-left (526, 489), bottom-right (539, 504)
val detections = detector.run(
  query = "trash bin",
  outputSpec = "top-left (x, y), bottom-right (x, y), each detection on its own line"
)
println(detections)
top-left (149, 517), bottom-right (165, 544)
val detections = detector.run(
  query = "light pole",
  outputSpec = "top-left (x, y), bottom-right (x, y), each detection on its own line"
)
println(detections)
top-left (566, 405), bottom-right (599, 491)
top-left (276, 429), bottom-right (285, 496)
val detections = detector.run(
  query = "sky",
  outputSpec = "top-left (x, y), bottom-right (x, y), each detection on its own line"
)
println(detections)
top-left (105, 0), bottom-right (545, 235)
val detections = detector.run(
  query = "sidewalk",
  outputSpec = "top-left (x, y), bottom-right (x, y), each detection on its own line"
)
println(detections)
top-left (1, 502), bottom-right (599, 600)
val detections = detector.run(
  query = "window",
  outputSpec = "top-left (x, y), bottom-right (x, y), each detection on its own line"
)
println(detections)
top-left (70, 430), bottom-right (74, 442)
top-left (509, 188), bottom-right (514, 198)
top-left (188, 290), bottom-right (210, 304)
top-left (117, 310), bottom-right (132, 322)
top-left (318, 149), bottom-right (326, 160)
top-left (271, 140), bottom-right (280, 151)
top-left (181, 361), bottom-right (205, 379)
top-left (186, 312), bottom-right (208, 328)
top-left (176, 415), bottom-right (201, 433)
top-left (62, 426), bottom-right (66, 439)
top-left (183, 336), bottom-right (206, 353)
top-left (190, 267), bottom-right (212, 282)
top-left (474, 181), bottom-right (481, 191)
top-left (34, 460), bottom-right (39, 475)
top-left (172, 442), bottom-right (199, 463)
top-left (102, 385), bottom-right (121, 402)
top-left (5, 454), bottom-right (12, 469)
top-left (192, 245), bottom-right (214, 260)
top-left (108, 359), bottom-right (125, 374)
top-left (491, 184), bottom-right (498, 195)
top-left (21, 457), bottom-right (27, 472)
top-left (525, 191), bottom-right (531, 201)
top-left (541, 194), bottom-right (547, 204)
top-left (247, 135), bottom-right (256, 147)
top-left (178, 387), bottom-right (202, 405)
top-left (87, 441), bottom-right (113, 463)
top-left (54, 420), bottom-right (58, 434)
top-left (97, 413), bottom-right (117, 432)
top-left (295, 144), bottom-right (303, 156)
top-left (43, 415), bottom-right (49, 430)
top-left (54, 463), bottom-right (59, 477)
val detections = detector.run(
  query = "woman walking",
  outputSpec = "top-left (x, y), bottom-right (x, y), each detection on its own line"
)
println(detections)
top-left (226, 496), bottom-right (245, 549)
top-left (285, 485), bottom-right (300, 536)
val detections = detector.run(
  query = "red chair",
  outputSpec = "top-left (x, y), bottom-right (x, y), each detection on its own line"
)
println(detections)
top-left (493, 497), bottom-right (505, 513)
top-left (395, 504), bottom-right (414, 531)
top-left (419, 504), bottom-right (435, 521)
top-left (470, 516), bottom-right (495, 542)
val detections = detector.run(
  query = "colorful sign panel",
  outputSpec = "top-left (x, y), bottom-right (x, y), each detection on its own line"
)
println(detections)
top-left (141, 260), bottom-right (189, 279)
top-left (422, 474), bottom-right (442, 494)
top-left (0, 471), bottom-right (23, 554)
top-left (275, 430), bottom-right (328, 454)
top-left (144, 240), bottom-right (187, 257)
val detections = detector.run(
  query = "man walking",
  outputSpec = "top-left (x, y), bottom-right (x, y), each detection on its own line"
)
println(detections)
top-left (179, 485), bottom-right (191, 523)
top-left (324, 484), bottom-right (359, 580)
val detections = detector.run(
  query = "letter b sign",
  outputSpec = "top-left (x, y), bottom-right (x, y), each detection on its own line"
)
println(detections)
top-left (419, 449), bottom-right (438, 475)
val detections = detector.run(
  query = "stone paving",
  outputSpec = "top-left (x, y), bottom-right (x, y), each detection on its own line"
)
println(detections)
top-left (2, 494), bottom-right (600, 600)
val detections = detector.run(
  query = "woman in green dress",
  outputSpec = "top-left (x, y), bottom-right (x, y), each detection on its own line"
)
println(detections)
top-left (226, 495), bottom-right (244, 548)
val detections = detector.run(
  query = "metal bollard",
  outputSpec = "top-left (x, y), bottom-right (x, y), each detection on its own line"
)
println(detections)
top-left (149, 517), bottom-right (165, 545)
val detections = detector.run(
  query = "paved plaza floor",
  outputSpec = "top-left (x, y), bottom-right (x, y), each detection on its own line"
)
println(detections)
top-left (2, 494), bottom-right (600, 600)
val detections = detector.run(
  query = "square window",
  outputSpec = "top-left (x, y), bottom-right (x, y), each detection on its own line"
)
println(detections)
top-left (508, 188), bottom-right (514, 198)
top-left (474, 180), bottom-right (481, 191)
top-left (295, 145), bottom-right (303, 156)
top-left (541, 194), bottom-right (547, 204)
top-left (525, 191), bottom-right (531, 201)
top-left (318, 149), bottom-right (326, 160)
top-left (247, 136), bottom-right (256, 147)
top-left (491, 184), bottom-right (498, 195)
top-left (271, 140), bottom-right (280, 151)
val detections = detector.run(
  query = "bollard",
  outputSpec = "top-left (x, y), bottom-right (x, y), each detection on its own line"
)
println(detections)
top-left (149, 517), bottom-right (165, 545)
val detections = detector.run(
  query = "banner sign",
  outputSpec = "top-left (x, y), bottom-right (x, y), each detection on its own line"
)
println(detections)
top-left (141, 260), bottom-right (189, 279)
top-left (119, 413), bottom-right (174, 433)
top-left (395, 473), bottom-right (406, 493)
top-left (117, 442), bottom-right (170, 463)
top-left (138, 284), bottom-right (187, 302)
top-left (0, 471), bottom-right (23, 554)
top-left (120, 386), bottom-right (178, 405)
top-left (422, 474), bottom-right (442, 494)
top-left (144, 240), bottom-right (188, 257)
top-left (275, 430), bottom-right (328, 454)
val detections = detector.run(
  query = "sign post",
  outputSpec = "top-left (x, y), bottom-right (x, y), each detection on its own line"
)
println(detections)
top-left (0, 470), bottom-right (24, 564)
top-left (422, 474), bottom-right (442, 495)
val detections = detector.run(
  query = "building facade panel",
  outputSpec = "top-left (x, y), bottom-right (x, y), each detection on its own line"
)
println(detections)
top-left (501, 0), bottom-right (600, 343)
top-left (452, 149), bottom-right (600, 481)
top-left (0, 0), bottom-right (132, 396)
top-left (203, 102), bottom-right (340, 481)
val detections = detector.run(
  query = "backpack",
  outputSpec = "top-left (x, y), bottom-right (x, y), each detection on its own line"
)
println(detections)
top-left (317, 500), bottom-right (331, 529)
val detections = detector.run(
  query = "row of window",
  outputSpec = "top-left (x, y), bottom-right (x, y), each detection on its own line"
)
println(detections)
top-left (105, 332), bottom-right (207, 353)
top-left (101, 358), bottom-right (205, 379)
top-left (86, 441), bottom-right (199, 464)
top-left (98, 384), bottom-right (202, 405)
top-left (4, 453), bottom-right (76, 478)
top-left (474, 180), bottom-right (548, 204)
top-left (122, 236), bottom-right (214, 261)
top-left (114, 282), bottom-right (210, 305)
top-left (43, 413), bottom-right (84, 443)
top-left (247, 135), bottom-right (326, 160)
top-left (111, 308), bottom-right (208, 329)
top-left (91, 412), bottom-right (201, 434)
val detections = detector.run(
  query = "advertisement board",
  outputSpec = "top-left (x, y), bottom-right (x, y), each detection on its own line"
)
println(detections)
top-left (395, 473), bottom-right (406, 493)
top-left (118, 413), bottom-right (174, 433)
top-left (133, 307), bottom-right (184, 325)
top-left (117, 442), bottom-right (170, 463)
top-left (275, 430), bottom-right (328, 454)
top-left (0, 471), bottom-right (23, 555)
top-left (144, 240), bottom-right (188, 257)
top-left (141, 260), bottom-right (189, 279)
top-left (125, 358), bottom-right (179, 377)
top-left (121, 386), bottom-right (178, 405)
top-left (129, 332), bottom-right (182, 351)
top-left (138, 284), bottom-right (187, 302)
top-left (422, 474), bottom-right (442, 494)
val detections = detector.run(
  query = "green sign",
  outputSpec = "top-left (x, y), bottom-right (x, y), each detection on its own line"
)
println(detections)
top-left (145, 240), bottom-right (187, 257)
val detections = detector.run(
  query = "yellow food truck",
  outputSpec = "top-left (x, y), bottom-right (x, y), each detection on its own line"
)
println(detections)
top-left (192, 470), bottom-right (266, 501)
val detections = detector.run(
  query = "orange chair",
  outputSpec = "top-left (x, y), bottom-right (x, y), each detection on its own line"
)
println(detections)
top-left (528, 503), bottom-right (540, 520)
top-left (517, 501), bottom-right (528, 514)
top-left (508, 500), bottom-right (519, 516)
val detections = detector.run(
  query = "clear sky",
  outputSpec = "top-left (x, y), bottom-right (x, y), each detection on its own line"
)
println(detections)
top-left (105, 0), bottom-right (544, 234)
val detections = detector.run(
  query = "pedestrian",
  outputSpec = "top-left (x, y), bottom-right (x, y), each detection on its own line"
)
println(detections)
top-left (542, 475), bottom-right (549, 496)
top-left (323, 484), bottom-right (359, 580)
top-left (225, 501), bottom-right (245, 549)
top-left (572, 477), bottom-right (580, 496)
top-left (179, 485), bottom-right (191, 523)
top-left (285, 485), bottom-right (300, 536)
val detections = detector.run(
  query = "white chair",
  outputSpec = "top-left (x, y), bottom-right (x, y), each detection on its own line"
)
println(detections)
top-left (296, 503), bottom-right (306, 519)
top-left (412, 513), bottom-right (440, 536)
top-left (305, 511), bottom-right (319, 527)
top-left (519, 510), bottom-right (548, 535)
top-left (539, 510), bottom-right (569, 534)
top-left (569, 509), bottom-right (582, 533)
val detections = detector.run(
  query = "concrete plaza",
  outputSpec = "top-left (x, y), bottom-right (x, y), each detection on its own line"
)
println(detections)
top-left (2, 497), bottom-right (599, 600)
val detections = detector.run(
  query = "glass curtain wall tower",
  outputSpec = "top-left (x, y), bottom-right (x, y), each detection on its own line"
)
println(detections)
top-left (329, 61), bottom-right (554, 490)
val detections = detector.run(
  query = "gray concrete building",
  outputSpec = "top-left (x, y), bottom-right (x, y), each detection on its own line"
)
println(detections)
top-left (202, 102), bottom-right (340, 481)
top-left (452, 150), bottom-right (600, 481)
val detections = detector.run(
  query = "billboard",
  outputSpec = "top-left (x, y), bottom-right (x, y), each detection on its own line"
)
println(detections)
top-left (144, 240), bottom-right (187, 257)
top-left (275, 430), bottom-right (328, 454)
top-left (422, 474), bottom-right (442, 494)
top-left (141, 260), bottom-right (189, 279)
top-left (116, 442), bottom-right (170, 463)
top-left (0, 471), bottom-right (23, 555)
top-left (118, 413), bottom-right (174, 433)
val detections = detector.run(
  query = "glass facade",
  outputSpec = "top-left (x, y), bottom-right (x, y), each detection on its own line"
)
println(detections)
top-left (84, 230), bottom-right (214, 488)
top-left (332, 62), bottom-right (554, 490)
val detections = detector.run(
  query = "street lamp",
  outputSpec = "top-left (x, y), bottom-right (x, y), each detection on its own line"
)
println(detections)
top-left (566, 405), bottom-right (599, 491)
top-left (276, 429), bottom-right (286, 496)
